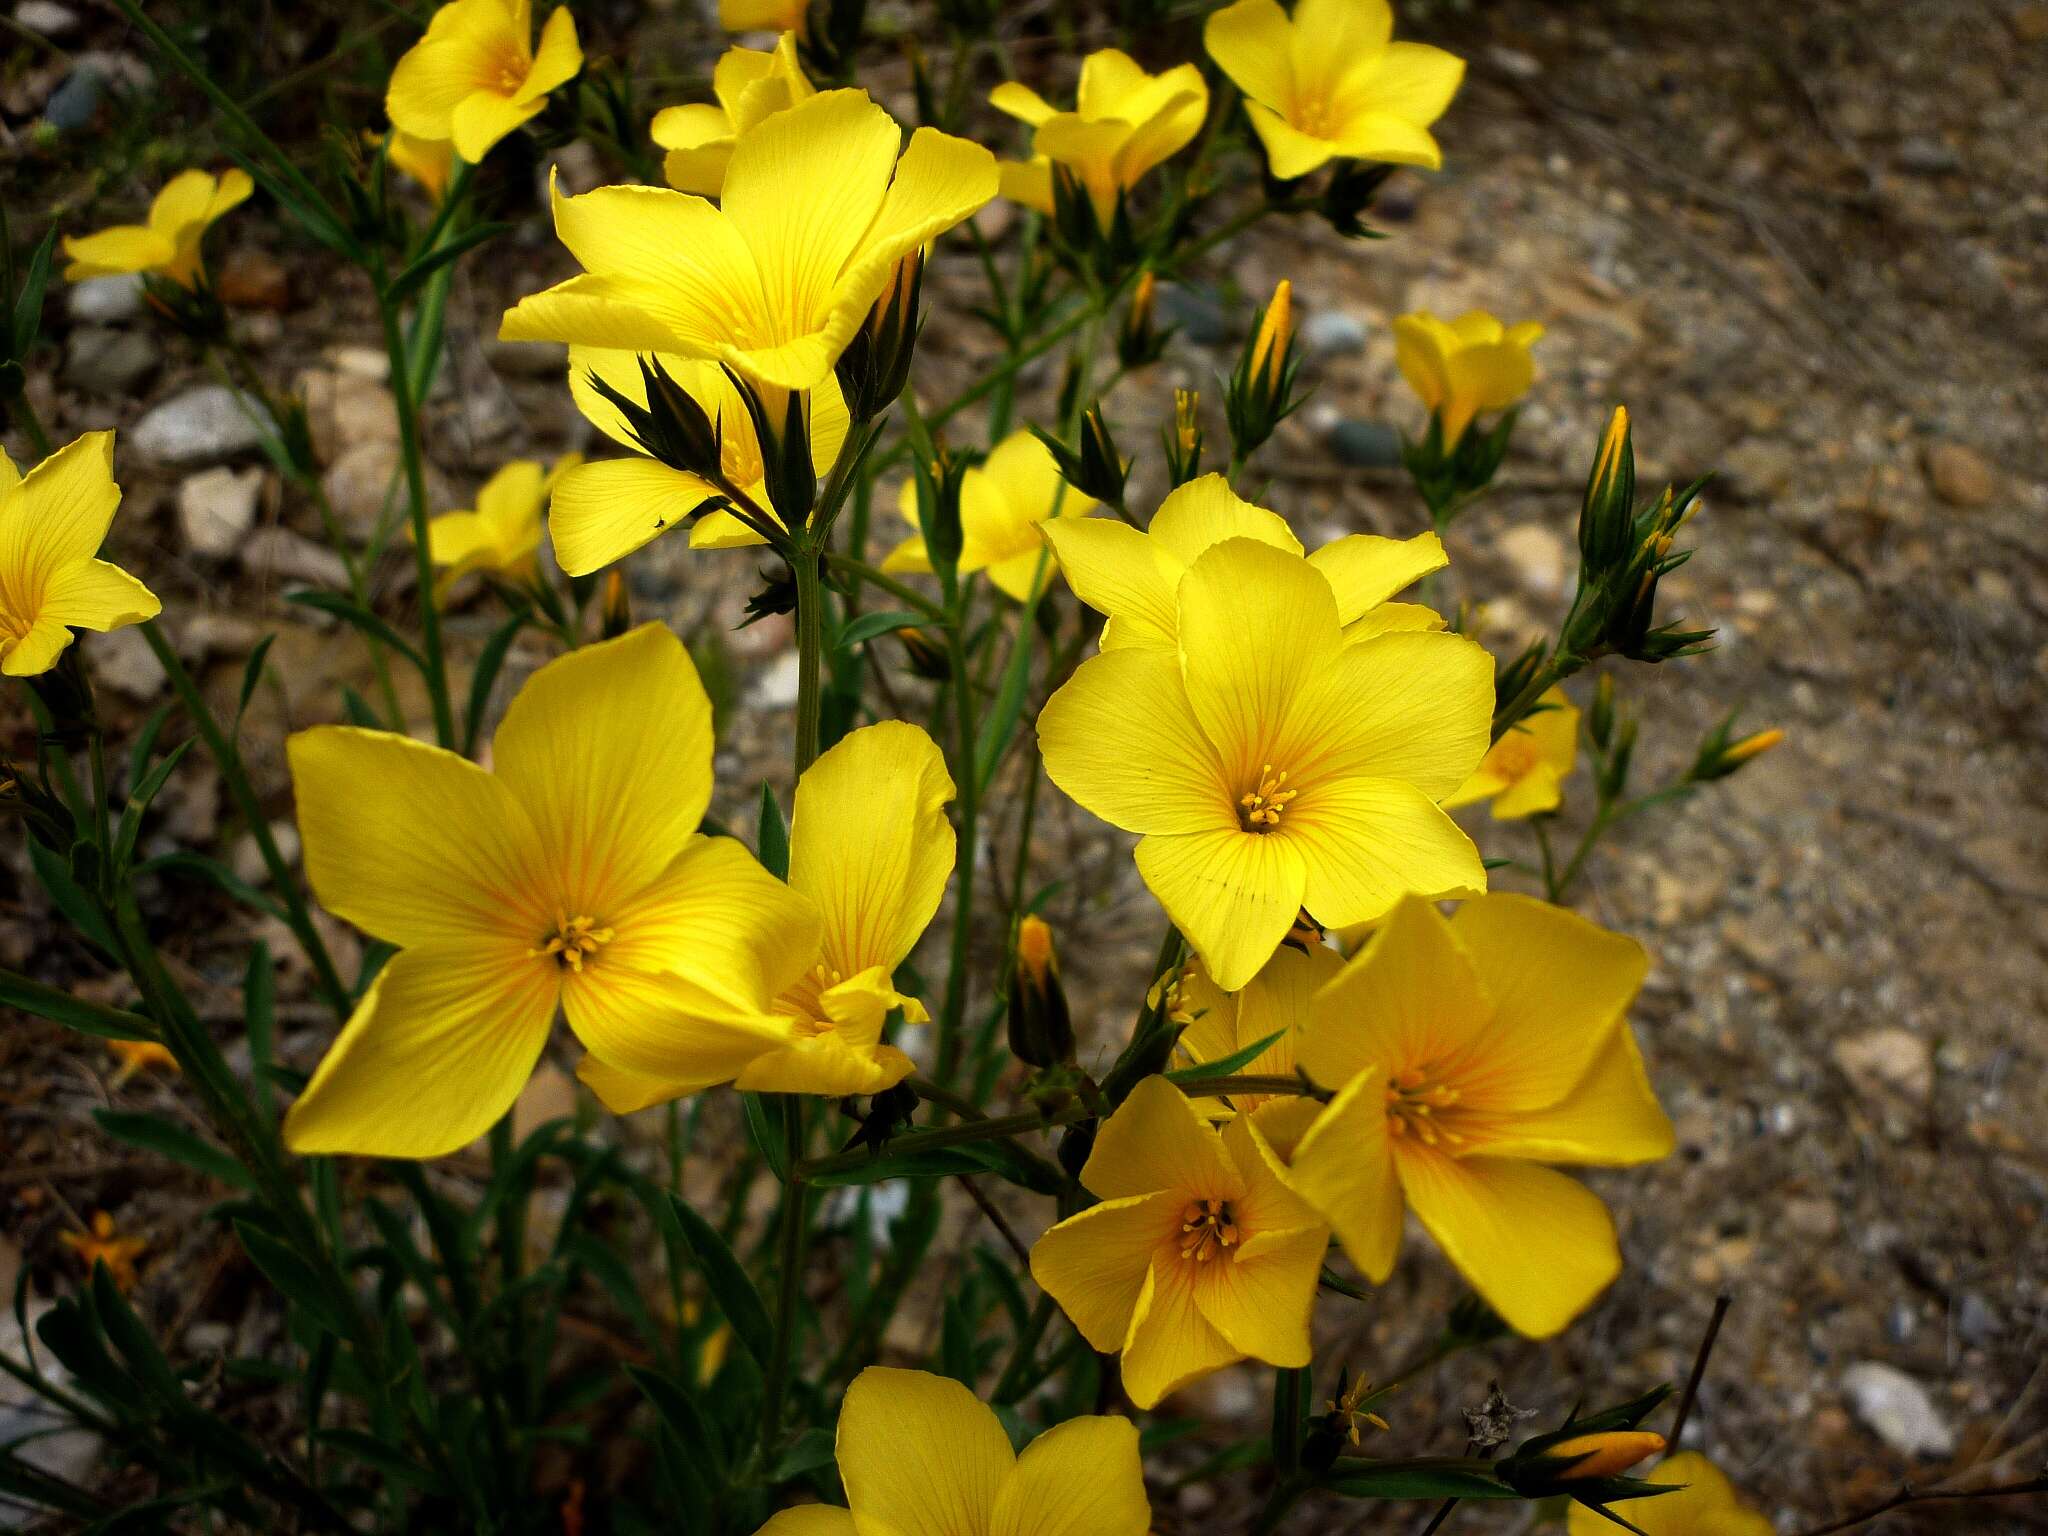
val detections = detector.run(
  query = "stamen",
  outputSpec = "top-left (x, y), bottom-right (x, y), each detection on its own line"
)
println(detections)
top-left (1384, 1067), bottom-right (1467, 1147)
top-left (1238, 764), bottom-right (1298, 831)
top-left (532, 914), bottom-right (614, 973)
top-left (1178, 1198), bottom-right (1241, 1263)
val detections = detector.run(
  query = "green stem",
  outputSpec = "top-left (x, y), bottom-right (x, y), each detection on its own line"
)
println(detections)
top-left (7, 389), bottom-right (53, 456)
top-left (824, 553), bottom-right (949, 623)
top-left (991, 1293), bottom-right (1058, 1405)
top-left (758, 1103), bottom-right (808, 1460)
top-left (935, 615), bottom-right (979, 1087)
top-left (791, 541), bottom-right (826, 776)
top-left (140, 623), bottom-right (352, 1017)
top-left (373, 266), bottom-right (455, 750)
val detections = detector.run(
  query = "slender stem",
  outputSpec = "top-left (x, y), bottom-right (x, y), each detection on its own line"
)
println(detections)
top-left (1788, 1476), bottom-right (2048, 1536)
top-left (373, 266), bottom-right (455, 750)
top-left (6, 389), bottom-right (53, 456)
top-left (935, 614), bottom-right (979, 1087)
top-left (1250, 1473), bottom-right (1311, 1536)
top-left (1667, 1294), bottom-right (1731, 1449)
top-left (824, 553), bottom-right (949, 623)
top-left (140, 623), bottom-right (352, 1017)
top-left (991, 1293), bottom-right (1058, 1405)
top-left (791, 541), bottom-right (826, 776)
top-left (1272, 1366), bottom-right (1306, 1474)
top-left (759, 1104), bottom-right (808, 1458)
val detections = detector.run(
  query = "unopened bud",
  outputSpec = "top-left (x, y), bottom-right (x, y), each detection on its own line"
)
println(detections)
top-left (1118, 271), bottom-right (1163, 368)
top-left (1588, 674), bottom-right (1616, 750)
top-left (1226, 279), bottom-right (1303, 464)
top-left (1723, 727), bottom-right (1783, 765)
top-left (1546, 1430), bottom-right (1666, 1481)
top-left (1034, 407), bottom-right (1128, 509)
top-left (1688, 714), bottom-right (1782, 783)
top-left (1007, 915), bottom-right (1074, 1069)
top-left (726, 372), bottom-right (818, 530)
top-left (1578, 405), bottom-right (1636, 573)
top-left (600, 569), bottom-right (630, 638)
top-left (1163, 388), bottom-right (1203, 487)
top-left (896, 626), bottom-right (951, 681)
top-left (837, 247), bottom-right (924, 424)
top-left (1249, 279), bottom-right (1292, 392)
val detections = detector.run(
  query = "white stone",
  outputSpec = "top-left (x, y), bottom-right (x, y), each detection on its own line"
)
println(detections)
top-left (1841, 1362), bottom-right (1955, 1458)
top-left (130, 385), bottom-right (268, 466)
top-left (1498, 523), bottom-right (1569, 599)
top-left (15, 1), bottom-right (82, 40)
top-left (239, 527), bottom-right (349, 589)
top-left (0, 1298), bottom-right (103, 1525)
top-left (750, 650), bottom-right (801, 711)
top-left (66, 273), bottom-right (144, 324)
top-left (177, 465), bottom-right (264, 558)
top-left (82, 624), bottom-right (163, 700)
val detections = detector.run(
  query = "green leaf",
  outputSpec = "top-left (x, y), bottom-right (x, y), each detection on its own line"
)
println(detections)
top-left (626, 1364), bottom-right (724, 1476)
top-left (743, 1092), bottom-right (791, 1179)
top-left (314, 1428), bottom-right (440, 1488)
top-left (112, 739), bottom-right (195, 871)
top-left (92, 1111), bottom-right (254, 1191)
top-left (836, 609), bottom-right (923, 650)
top-left (243, 942), bottom-right (275, 1110)
top-left (234, 634), bottom-right (276, 728)
top-left (386, 221), bottom-right (512, 305)
top-left (10, 226), bottom-right (56, 360)
top-left (974, 597), bottom-right (1039, 795)
top-left (667, 1193), bottom-right (774, 1369)
top-left (463, 610), bottom-right (527, 756)
top-left (1320, 1457), bottom-right (1521, 1501)
top-left (755, 784), bottom-right (789, 881)
top-left (771, 1426), bottom-right (836, 1482)
top-left (1164, 1029), bottom-right (1285, 1085)
top-left (0, 968), bottom-right (152, 1041)
top-left (27, 837), bottom-right (113, 955)
top-left (124, 703), bottom-right (175, 792)
top-left (339, 685), bottom-right (384, 728)
top-left (284, 591), bottom-right (425, 670)
top-left (232, 1220), bottom-right (351, 1337)
top-left (134, 852), bottom-right (287, 922)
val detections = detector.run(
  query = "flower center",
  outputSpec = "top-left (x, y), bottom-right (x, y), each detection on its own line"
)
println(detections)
top-left (1179, 1198), bottom-right (1240, 1263)
top-left (532, 914), bottom-right (614, 973)
top-left (1489, 734), bottom-right (1540, 781)
top-left (1239, 763), bottom-right (1297, 831)
top-left (490, 42), bottom-right (529, 96)
top-left (1385, 1066), bottom-right (1466, 1147)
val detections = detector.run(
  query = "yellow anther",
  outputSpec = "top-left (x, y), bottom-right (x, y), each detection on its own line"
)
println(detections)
top-left (1178, 1198), bottom-right (1240, 1262)
top-left (1238, 764), bottom-right (1298, 831)
top-left (1385, 1067), bottom-right (1466, 1147)
top-left (533, 914), bottom-right (614, 973)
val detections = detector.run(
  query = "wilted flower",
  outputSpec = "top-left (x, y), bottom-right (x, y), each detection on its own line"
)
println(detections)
top-left (1031, 1076), bottom-right (1328, 1408)
top-left (1039, 536), bottom-right (1489, 990)
top-left (1286, 893), bottom-right (1674, 1335)
top-left (990, 50), bottom-right (1208, 223)
top-left (1394, 309), bottom-right (1543, 449)
top-left (651, 34), bottom-right (813, 197)
top-left (283, 625), bottom-right (806, 1157)
top-left (1444, 685), bottom-right (1578, 819)
top-left (61, 1211), bottom-right (147, 1292)
top-left (1205, 0), bottom-right (1465, 179)
top-left (882, 430), bottom-right (1098, 602)
top-left (386, 0), bottom-right (583, 165)
top-left (750, 1367), bottom-right (1150, 1536)
top-left (62, 169), bottom-right (252, 291)
top-left (0, 433), bottom-right (159, 678)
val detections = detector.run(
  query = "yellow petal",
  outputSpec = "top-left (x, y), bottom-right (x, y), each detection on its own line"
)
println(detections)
top-left (988, 80), bottom-right (1057, 126)
top-left (1568, 1453), bottom-right (1774, 1536)
top-left (1393, 312), bottom-right (1453, 410)
top-left (1476, 1024), bottom-right (1673, 1167)
top-left (1243, 100), bottom-right (1339, 181)
top-left (1147, 473), bottom-right (1301, 568)
top-left (517, 6), bottom-right (582, 106)
top-left (1341, 600), bottom-right (1445, 643)
top-left (755, 1508), bottom-right (857, 1536)
top-left (1030, 1190), bottom-right (1181, 1350)
top-left (1111, 82), bottom-right (1207, 187)
top-left (491, 623), bottom-right (714, 915)
top-left (576, 1053), bottom-right (698, 1115)
top-left (1282, 777), bottom-right (1485, 930)
top-left (387, 4), bottom-right (506, 141)
top-left (548, 458), bottom-right (722, 576)
top-left (1038, 649), bottom-right (1236, 835)
top-left (996, 157), bottom-right (1054, 214)
top-left (652, 102), bottom-right (732, 152)
top-left (37, 558), bottom-right (158, 636)
top-left (837, 1367), bottom-right (1013, 1536)
top-left (1292, 0), bottom-right (1391, 93)
top-left (1307, 531), bottom-right (1445, 625)
top-left (663, 144), bottom-right (735, 197)
top-left (1487, 763), bottom-right (1563, 819)
top-left (1190, 1218), bottom-right (1321, 1366)
top-left (1447, 893), bottom-right (1649, 1113)
top-left (1358, 41), bottom-right (1464, 129)
top-left (1285, 631), bottom-right (1493, 800)
top-left (1286, 1066), bottom-right (1402, 1280)
top-left (729, 1029), bottom-right (913, 1096)
top-left (1394, 1147), bottom-right (1619, 1337)
top-left (1, 617), bottom-right (77, 676)
top-left (287, 726), bottom-right (549, 947)
top-left (1081, 1073), bottom-right (1239, 1202)
top-left (567, 966), bottom-right (791, 1095)
top-left (1038, 518), bottom-right (1179, 648)
top-left (1120, 1252), bottom-right (1241, 1409)
top-left (1333, 111), bottom-right (1444, 170)
top-left (0, 430), bottom-right (119, 578)
top-left (452, 90), bottom-right (546, 164)
top-left (1135, 826), bottom-right (1306, 994)
top-left (989, 1415), bottom-right (1150, 1536)
top-left (282, 939), bottom-right (559, 1158)
top-left (1299, 894), bottom-right (1491, 1090)
top-left (1203, 0), bottom-right (1297, 110)
top-left (61, 226), bottom-right (175, 281)
top-left (789, 720), bottom-right (954, 980)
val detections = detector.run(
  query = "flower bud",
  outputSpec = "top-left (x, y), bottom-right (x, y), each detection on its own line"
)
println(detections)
top-left (1225, 279), bottom-right (1303, 464)
top-left (1579, 406), bottom-right (1636, 573)
top-left (912, 445), bottom-right (969, 586)
top-left (1588, 674), bottom-right (1616, 750)
top-left (726, 370), bottom-right (818, 530)
top-left (1034, 407), bottom-right (1128, 510)
top-left (896, 626), bottom-right (952, 681)
top-left (600, 569), bottom-right (631, 639)
top-left (1688, 714), bottom-right (1784, 783)
top-left (1249, 279), bottom-right (1292, 394)
top-left (837, 247), bottom-right (924, 424)
top-left (1006, 915), bottom-right (1074, 1069)
top-left (586, 356), bottom-right (724, 482)
top-left (1544, 1430), bottom-right (1666, 1481)
top-left (1118, 271), bottom-right (1164, 369)
top-left (1162, 388), bottom-right (1204, 487)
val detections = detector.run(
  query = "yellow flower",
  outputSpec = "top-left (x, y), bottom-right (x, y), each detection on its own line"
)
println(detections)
top-left (1205, 0), bottom-right (1465, 179)
top-left (426, 454), bottom-right (583, 588)
top-left (1393, 309), bottom-right (1544, 448)
top-left (385, 129), bottom-right (457, 202)
top-left (990, 49), bottom-right (1208, 222)
top-left (107, 1039), bottom-right (178, 1085)
top-left (551, 347), bottom-right (849, 574)
top-left (282, 624), bottom-right (811, 1158)
top-left (1284, 893), bottom-right (1674, 1336)
top-left (1173, 942), bottom-right (1342, 1118)
top-left (61, 1211), bottom-right (147, 1292)
top-left (386, 0), bottom-right (583, 165)
top-left (1443, 685), bottom-right (1577, 819)
top-left (1039, 536), bottom-right (1490, 990)
top-left (0, 433), bottom-right (160, 678)
top-left (501, 90), bottom-right (997, 393)
top-left (1044, 473), bottom-right (1447, 650)
top-left (62, 169), bottom-right (253, 291)
top-left (578, 720), bottom-right (954, 1105)
top-left (721, 0), bottom-right (807, 34)
top-left (881, 430), bottom-right (1099, 602)
top-left (1030, 1075), bottom-right (1328, 1408)
top-left (1566, 1452), bottom-right (1775, 1536)
top-left (652, 34), bottom-right (813, 197)
top-left (753, 1366), bottom-right (1150, 1536)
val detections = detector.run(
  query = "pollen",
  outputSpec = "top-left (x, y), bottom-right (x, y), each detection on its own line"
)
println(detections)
top-left (1385, 1066), bottom-right (1466, 1147)
top-left (1239, 764), bottom-right (1298, 830)
top-left (533, 914), bottom-right (614, 973)
top-left (1179, 1198), bottom-right (1241, 1262)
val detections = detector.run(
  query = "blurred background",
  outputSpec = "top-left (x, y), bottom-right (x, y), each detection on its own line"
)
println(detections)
top-left (2, 1), bottom-right (2043, 1530)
